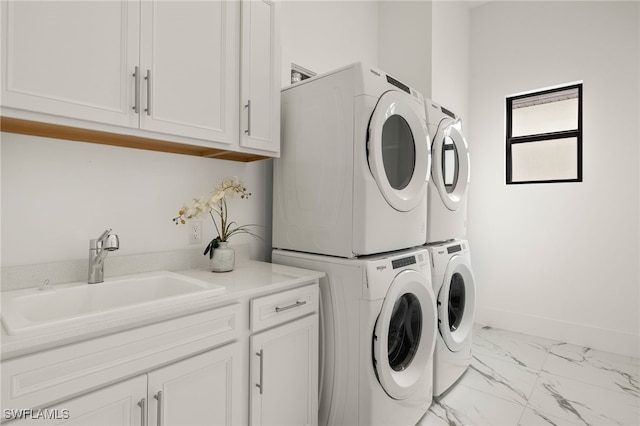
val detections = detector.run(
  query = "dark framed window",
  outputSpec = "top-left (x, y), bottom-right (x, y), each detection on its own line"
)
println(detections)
top-left (506, 83), bottom-right (582, 184)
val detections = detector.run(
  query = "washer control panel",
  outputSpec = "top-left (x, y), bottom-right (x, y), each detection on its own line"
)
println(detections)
top-left (447, 243), bottom-right (465, 254)
top-left (364, 249), bottom-right (431, 300)
top-left (392, 255), bottom-right (416, 269)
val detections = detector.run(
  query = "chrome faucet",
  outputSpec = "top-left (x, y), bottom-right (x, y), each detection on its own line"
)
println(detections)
top-left (88, 229), bottom-right (119, 284)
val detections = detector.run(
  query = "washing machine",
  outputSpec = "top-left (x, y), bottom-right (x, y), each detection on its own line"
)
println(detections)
top-left (273, 62), bottom-right (431, 258)
top-left (272, 247), bottom-right (437, 426)
top-left (425, 239), bottom-right (476, 396)
top-left (425, 100), bottom-right (470, 244)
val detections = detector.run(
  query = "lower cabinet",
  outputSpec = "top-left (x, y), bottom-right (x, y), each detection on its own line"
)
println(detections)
top-left (9, 343), bottom-right (242, 426)
top-left (250, 315), bottom-right (318, 426)
top-left (1, 277), bottom-right (321, 426)
top-left (147, 343), bottom-right (241, 426)
top-left (9, 375), bottom-right (147, 426)
top-left (248, 284), bottom-right (320, 426)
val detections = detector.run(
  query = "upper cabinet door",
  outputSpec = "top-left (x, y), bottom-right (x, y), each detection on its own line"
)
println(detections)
top-left (139, 0), bottom-right (239, 144)
top-left (1, 0), bottom-right (140, 128)
top-left (240, 0), bottom-right (280, 153)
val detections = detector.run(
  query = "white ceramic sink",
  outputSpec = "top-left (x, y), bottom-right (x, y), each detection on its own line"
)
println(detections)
top-left (1, 271), bottom-right (225, 336)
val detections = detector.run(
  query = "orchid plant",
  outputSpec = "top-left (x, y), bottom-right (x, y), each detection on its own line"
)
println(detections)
top-left (173, 177), bottom-right (259, 258)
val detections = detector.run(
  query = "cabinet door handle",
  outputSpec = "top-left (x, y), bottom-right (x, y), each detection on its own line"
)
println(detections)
top-left (154, 390), bottom-right (163, 426)
top-left (132, 66), bottom-right (140, 114)
top-left (275, 300), bottom-right (307, 313)
top-left (245, 100), bottom-right (251, 135)
top-left (137, 397), bottom-right (146, 426)
top-left (255, 349), bottom-right (263, 395)
top-left (144, 69), bottom-right (152, 116)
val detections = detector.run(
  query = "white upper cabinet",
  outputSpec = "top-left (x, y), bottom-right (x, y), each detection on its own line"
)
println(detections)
top-left (1, 0), bottom-right (281, 158)
top-left (240, 0), bottom-right (280, 154)
top-left (139, 1), bottom-right (238, 144)
top-left (1, 0), bottom-right (140, 128)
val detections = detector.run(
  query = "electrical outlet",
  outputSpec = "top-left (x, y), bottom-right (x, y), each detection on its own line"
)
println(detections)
top-left (189, 220), bottom-right (202, 244)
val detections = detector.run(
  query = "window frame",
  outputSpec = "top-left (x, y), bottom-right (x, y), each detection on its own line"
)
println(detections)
top-left (505, 83), bottom-right (583, 185)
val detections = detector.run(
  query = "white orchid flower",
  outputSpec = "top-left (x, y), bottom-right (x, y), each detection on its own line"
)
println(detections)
top-left (208, 190), bottom-right (225, 207)
top-left (172, 176), bottom-right (256, 250)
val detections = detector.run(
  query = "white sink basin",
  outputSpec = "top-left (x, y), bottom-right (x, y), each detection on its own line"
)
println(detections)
top-left (1, 271), bottom-right (224, 336)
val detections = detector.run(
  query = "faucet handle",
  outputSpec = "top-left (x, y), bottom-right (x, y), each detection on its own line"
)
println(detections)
top-left (97, 228), bottom-right (112, 241)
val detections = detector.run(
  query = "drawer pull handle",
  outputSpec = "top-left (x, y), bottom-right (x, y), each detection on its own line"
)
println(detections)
top-left (132, 66), bottom-right (140, 114)
top-left (275, 300), bottom-right (307, 313)
top-left (245, 100), bottom-right (251, 135)
top-left (256, 349), bottom-right (264, 395)
top-left (144, 69), bottom-right (152, 116)
top-left (137, 398), bottom-right (146, 426)
top-left (154, 391), bottom-right (163, 426)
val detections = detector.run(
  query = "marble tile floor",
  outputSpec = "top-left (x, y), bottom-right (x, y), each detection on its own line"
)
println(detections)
top-left (418, 325), bottom-right (640, 426)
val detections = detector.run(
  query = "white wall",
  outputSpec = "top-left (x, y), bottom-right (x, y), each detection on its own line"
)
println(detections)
top-left (1, 1), bottom-right (381, 274)
top-left (378, 1), bottom-right (432, 98)
top-left (280, 1), bottom-right (378, 86)
top-left (468, 1), bottom-right (640, 357)
top-left (0, 133), bottom-right (273, 267)
top-left (431, 1), bottom-right (470, 123)
top-left (281, 1), bottom-right (433, 98)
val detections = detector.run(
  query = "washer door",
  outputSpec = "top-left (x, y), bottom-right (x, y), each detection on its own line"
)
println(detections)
top-left (437, 254), bottom-right (476, 352)
top-left (368, 91), bottom-right (430, 212)
top-left (373, 270), bottom-right (437, 400)
top-left (431, 119), bottom-right (470, 211)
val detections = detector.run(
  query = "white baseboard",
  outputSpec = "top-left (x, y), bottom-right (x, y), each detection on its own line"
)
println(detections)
top-left (475, 306), bottom-right (640, 358)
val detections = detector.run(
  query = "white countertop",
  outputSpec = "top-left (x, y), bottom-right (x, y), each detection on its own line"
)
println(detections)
top-left (0, 261), bottom-right (324, 360)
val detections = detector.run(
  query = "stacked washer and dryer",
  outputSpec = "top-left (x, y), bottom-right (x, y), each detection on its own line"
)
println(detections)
top-left (272, 63), bottom-right (438, 426)
top-left (423, 100), bottom-right (477, 397)
top-left (272, 62), bottom-right (477, 425)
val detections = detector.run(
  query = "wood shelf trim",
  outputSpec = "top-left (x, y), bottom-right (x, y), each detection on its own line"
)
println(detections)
top-left (0, 117), bottom-right (269, 162)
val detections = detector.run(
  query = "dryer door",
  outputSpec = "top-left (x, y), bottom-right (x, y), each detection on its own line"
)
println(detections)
top-left (437, 254), bottom-right (476, 352)
top-left (368, 91), bottom-right (430, 212)
top-left (431, 119), bottom-right (470, 211)
top-left (373, 270), bottom-right (437, 400)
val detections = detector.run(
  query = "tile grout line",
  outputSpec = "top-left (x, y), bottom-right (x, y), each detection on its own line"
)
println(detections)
top-left (540, 344), bottom-right (640, 400)
top-left (468, 327), bottom-right (640, 425)
top-left (514, 347), bottom-right (550, 426)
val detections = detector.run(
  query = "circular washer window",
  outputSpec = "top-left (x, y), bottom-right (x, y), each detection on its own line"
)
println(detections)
top-left (373, 270), bottom-right (437, 400)
top-left (447, 273), bottom-right (466, 332)
top-left (381, 115), bottom-right (416, 191)
top-left (437, 255), bottom-right (476, 352)
top-left (442, 136), bottom-right (459, 194)
top-left (388, 293), bottom-right (422, 371)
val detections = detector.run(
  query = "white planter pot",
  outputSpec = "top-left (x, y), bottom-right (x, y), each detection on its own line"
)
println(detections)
top-left (210, 242), bottom-right (235, 272)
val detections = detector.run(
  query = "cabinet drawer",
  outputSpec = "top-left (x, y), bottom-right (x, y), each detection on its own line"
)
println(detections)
top-left (250, 284), bottom-right (318, 332)
top-left (1, 304), bottom-right (241, 413)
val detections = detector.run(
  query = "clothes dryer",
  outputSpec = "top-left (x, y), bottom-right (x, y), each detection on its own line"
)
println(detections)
top-left (273, 248), bottom-right (437, 426)
top-left (425, 100), bottom-right (470, 244)
top-left (273, 63), bottom-right (431, 258)
top-left (425, 239), bottom-right (476, 396)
